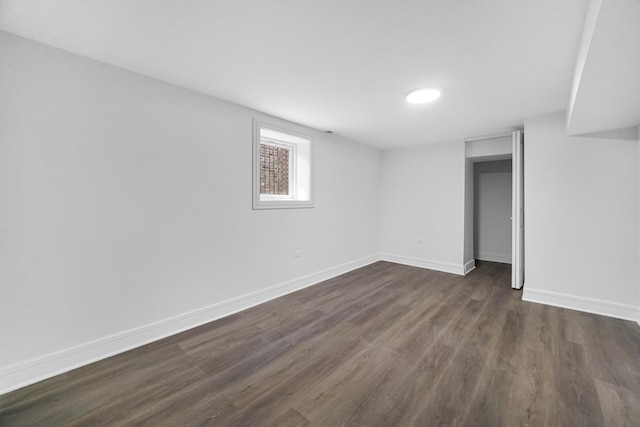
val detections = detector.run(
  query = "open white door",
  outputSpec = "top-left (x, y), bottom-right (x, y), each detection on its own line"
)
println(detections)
top-left (511, 130), bottom-right (524, 289)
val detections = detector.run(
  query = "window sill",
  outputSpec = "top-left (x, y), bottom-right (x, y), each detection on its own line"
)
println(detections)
top-left (253, 199), bottom-right (314, 210)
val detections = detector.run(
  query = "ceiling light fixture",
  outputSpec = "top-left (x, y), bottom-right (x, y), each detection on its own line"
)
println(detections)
top-left (406, 88), bottom-right (441, 104)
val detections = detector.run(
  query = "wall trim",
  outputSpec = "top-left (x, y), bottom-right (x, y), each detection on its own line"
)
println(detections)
top-left (464, 260), bottom-right (476, 275)
top-left (379, 253), bottom-right (465, 275)
top-left (475, 252), bottom-right (512, 264)
top-left (523, 287), bottom-right (640, 324)
top-left (0, 253), bottom-right (380, 395)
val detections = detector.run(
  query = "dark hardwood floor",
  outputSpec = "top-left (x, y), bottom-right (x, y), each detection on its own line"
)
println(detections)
top-left (2, 261), bottom-right (640, 426)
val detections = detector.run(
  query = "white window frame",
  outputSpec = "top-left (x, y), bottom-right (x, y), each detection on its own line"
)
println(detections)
top-left (253, 119), bottom-right (314, 209)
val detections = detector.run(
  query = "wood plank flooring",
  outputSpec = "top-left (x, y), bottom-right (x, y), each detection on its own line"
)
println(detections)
top-left (2, 261), bottom-right (640, 426)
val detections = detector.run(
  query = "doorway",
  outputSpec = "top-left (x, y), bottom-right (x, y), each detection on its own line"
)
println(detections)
top-left (463, 131), bottom-right (524, 289)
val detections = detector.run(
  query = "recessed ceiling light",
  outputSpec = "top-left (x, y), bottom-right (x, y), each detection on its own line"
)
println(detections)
top-left (406, 88), bottom-right (441, 104)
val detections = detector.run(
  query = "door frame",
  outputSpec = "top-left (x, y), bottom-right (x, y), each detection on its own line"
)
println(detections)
top-left (511, 130), bottom-right (524, 289)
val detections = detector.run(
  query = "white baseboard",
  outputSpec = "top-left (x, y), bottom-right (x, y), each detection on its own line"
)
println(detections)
top-left (523, 287), bottom-right (640, 324)
top-left (475, 252), bottom-right (511, 264)
top-left (0, 254), bottom-right (380, 395)
top-left (464, 260), bottom-right (476, 275)
top-left (379, 253), bottom-right (465, 276)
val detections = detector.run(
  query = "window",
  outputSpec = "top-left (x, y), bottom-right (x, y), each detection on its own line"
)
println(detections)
top-left (260, 143), bottom-right (291, 196)
top-left (253, 120), bottom-right (313, 209)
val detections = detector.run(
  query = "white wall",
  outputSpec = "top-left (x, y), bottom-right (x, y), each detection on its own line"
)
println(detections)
top-left (0, 32), bottom-right (382, 392)
top-left (465, 136), bottom-right (512, 158)
top-left (379, 141), bottom-right (466, 274)
top-left (523, 112), bottom-right (639, 320)
top-left (473, 160), bottom-right (512, 263)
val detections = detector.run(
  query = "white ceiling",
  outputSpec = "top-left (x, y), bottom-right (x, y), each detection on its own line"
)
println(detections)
top-left (0, 0), bottom-right (589, 148)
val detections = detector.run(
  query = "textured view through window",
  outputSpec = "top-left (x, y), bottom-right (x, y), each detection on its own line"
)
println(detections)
top-left (260, 144), bottom-right (290, 195)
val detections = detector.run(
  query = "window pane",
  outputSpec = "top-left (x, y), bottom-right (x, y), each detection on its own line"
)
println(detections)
top-left (260, 144), bottom-right (290, 195)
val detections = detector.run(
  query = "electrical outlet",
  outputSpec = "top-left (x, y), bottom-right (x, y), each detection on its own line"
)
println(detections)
top-left (293, 250), bottom-right (302, 258)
